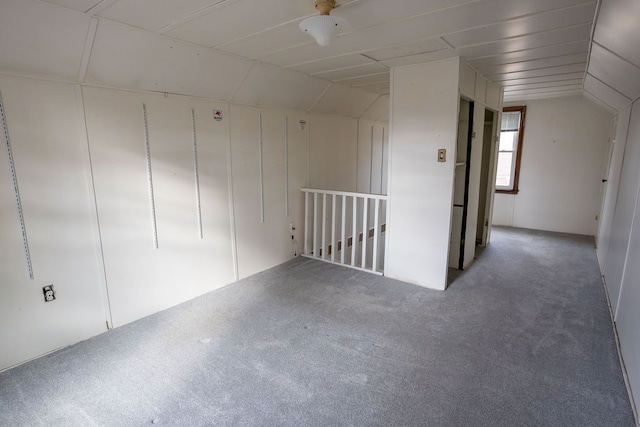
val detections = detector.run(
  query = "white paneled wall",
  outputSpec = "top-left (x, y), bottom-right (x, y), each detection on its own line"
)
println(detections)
top-left (0, 76), bottom-right (107, 370)
top-left (602, 104), bottom-right (640, 314)
top-left (308, 114), bottom-right (358, 192)
top-left (357, 120), bottom-right (388, 195)
top-left (386, 58), bottom-right (460, 290)
top-left (83, 87), bottom-right (236, 327)
top-left (597, 107), bottom-right (632, 270)
top-left (598, 99), bottom-right (640, 419)
top-left (0, 76), bottom-right (389, 371)
top-left (308, 114), bottom-right (388, 195)
top-left (230, 105), bottom-right (307, 279)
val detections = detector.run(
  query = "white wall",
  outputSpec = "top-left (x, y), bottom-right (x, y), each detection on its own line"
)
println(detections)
top-left (308, 114), bottom-right (358, 192)
top-left (357, 120), bottom-right (389, 195)
top-left (0, 78), bottom-right (315, 370)
top-left (386, 58), bottom-right (460, 290)
top-left (598, 99), bottom-right (640, 419)
top-left (83, 87), bottom-right (237, 327)
top-left (230, 104), bottom-right (308, 279)
top-left (492, 96), bottom-right (612, 235)
top-left (306, 114), bottom-right (389, 263)
top-left (0, 0), bottom-right (398, 373)
top-left (602, 102), bottom-right (640, 313)
top-left (0, 76), bottom-right (107, 370)
top-left (597, 107), bottom-right (632, 269)
top-left (0, 73), bottom-right (390, 371)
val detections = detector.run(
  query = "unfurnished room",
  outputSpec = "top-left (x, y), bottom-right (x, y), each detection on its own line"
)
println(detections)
top-left (1, 0), bottom-right (640, 425)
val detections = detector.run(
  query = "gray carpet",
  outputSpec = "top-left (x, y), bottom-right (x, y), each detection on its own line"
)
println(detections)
top-left (0, 227), bottom-right (635, 426)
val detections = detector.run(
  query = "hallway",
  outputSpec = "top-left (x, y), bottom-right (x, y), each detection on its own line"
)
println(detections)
top-left (0, 227), bottom-right (633, 426)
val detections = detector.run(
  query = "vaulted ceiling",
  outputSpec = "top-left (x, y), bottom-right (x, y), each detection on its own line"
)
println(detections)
top-left (584, 0), bottom-right (640, 111)
top-left (1, 0), bottom-right (637, 114)
top-left (38, 0), bottom-right (597, 99)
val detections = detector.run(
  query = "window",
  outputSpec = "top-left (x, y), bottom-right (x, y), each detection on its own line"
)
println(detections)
top-left (496, 106), bottom-right (526, 193)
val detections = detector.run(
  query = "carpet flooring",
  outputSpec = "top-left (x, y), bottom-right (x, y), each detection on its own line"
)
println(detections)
top-left (0, 226), bottom-right (635, 426)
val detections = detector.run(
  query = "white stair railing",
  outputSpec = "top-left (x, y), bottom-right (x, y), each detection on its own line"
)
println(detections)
top-left (302, 188), bottom-right (387, 275)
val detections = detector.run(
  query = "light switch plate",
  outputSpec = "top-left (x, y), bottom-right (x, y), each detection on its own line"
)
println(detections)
top-left (437, 148), bottom-right (446, 162)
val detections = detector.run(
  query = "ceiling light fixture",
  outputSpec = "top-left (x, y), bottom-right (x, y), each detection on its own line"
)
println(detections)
top-left (299, 0), bottom-right (348, 47)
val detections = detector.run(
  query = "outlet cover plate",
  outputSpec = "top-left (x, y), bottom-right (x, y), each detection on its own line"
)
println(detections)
top-left (43, 285), bottom-right (55, 302)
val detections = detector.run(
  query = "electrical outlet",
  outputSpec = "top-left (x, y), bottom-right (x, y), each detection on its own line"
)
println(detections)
top-left (42, 285), bottom-right (55, 302)
top-left (289, 222), bottom-right (296, 234)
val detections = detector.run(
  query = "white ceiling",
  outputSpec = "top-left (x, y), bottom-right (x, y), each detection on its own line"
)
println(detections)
top-left (34, 0), bottom-right (601, 101)
top-left (2, 0), bottom-right (637, 113)
top-left (584, 0), bottom-right (640, 111)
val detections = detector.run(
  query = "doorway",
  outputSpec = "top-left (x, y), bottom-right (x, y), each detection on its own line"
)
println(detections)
top-left (477, 109), bottom-right (498, 247)
top-left (449, 98), bottom-right (474, 270)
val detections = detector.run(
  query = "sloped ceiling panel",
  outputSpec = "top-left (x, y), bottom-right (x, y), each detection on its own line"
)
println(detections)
top-left (0, 0), bottom-right (91, 81)
top-left (41, 0), bottom-right (102, 13)
top-left (216, 23), bottom-right (307, 60)
top-left (588, 43), bottom-right (640, 101)
top-left (231, 62), bottom-right (329, 111)
top-left (583, 91), bottom-right (617, 114)
top-left (585, 0), bottom-right (640, 110)
top-left (312, 63), bottom-right (388, 82)
top-left (443, 3), bottom-right (595, 48)
top-left (164, 0), bottom-right (311, 48)
top-left (97, 0), bottom-right (226, 33)
top-left (381, 50), bottom-right (458, 69)
top-left (593, 0), bottom-right (640, 69)
top-left (360, 95), bottom-right (389, 122)
top-left (311, 85), bottom-right (379, 119)
top-left (290, 55), bottom-right (376, 76)
top-left (583, 75), bottom-right (632, 111)
top-left (365, 38), bottom-right (447, 62)
top-left (86, 19), bottom-right (253, 101)
top-left (353, 82), bottom-right (390, 95)
top-left (340, 72), bottom-right (389, 86)
top-left (468, 40), bottom-right (589, 69)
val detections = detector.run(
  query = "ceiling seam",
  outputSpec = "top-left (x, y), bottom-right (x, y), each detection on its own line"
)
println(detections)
top-left (77, 17), bottom-right (99, 83)
top-left (450, 22), bottom-right (592, 51)
top-left (154, 0), bottom-right (231, 34)
top-left (583, 0), bottom-right (602, 92)
top-left (591, 42), bottom-right (640, 71)
top-left (358, 94), bottom-right (382, 120)
top-left (470, 48), bottom-right (590, 69)
top-left (208, 0), bottom-right (363, 51)
top-left (585, 73), bottom-right (634, 101)
top-left (228, 61), bottom-right (256, 102)
top-left (467, 39), bottom-right (589, 62)
top-left (486, 60), bottom-right (589, 77)
top-left (86, 0), bottom-right (117, 15)
top-left (307, 83), bottom-right (333, 114)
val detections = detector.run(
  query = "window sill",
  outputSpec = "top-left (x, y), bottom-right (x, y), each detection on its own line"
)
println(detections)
top-left (495, 189), bottom-right (519, 195)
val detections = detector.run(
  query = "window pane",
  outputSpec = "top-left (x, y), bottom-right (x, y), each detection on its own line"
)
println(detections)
top-left (496, 152), bottom-right (513, 187)
top-left (499, 131), bottom-right (518, 151)
top-left (501, 112), bottom-right (520, 131)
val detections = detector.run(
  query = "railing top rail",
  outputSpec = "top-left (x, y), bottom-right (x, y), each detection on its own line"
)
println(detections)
top-left (301, 187), bottom-right (388, 200)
